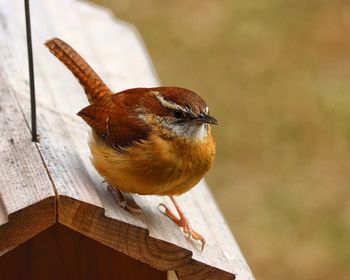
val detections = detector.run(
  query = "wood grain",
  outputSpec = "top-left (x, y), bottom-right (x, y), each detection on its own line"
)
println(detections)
top-left (0, 68), bottom-right (56, 254)
top-left (0, 0), bottom-right (255, 279)
top-left (0, 224), bottom-right (167, 280)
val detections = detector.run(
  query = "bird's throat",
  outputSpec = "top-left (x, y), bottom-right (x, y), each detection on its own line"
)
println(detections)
top-left (165, 123), bottom-right (209, 141)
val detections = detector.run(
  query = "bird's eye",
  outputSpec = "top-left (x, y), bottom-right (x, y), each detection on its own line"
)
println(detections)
top-left (173, 110), bottom-right (184, 119)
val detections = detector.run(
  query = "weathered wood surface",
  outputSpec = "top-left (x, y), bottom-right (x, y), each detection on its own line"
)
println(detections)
top-left (0, 224), bottom-right (167, 280)
top-left (0, 0), bottom-right (254, 279)
top-left (0, 68), bottom-right (56, 254)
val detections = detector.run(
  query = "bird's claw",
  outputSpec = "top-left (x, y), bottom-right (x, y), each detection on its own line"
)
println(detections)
top-left (119, 200), bottom-right (142, 214)
top-left (107, 185), bottom-right (142, 214)
top-left (158, 202), bottom-right (206, 251)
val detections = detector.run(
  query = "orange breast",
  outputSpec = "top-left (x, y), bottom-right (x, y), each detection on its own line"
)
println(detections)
top-left (89, 130), bottom-right (215, 196)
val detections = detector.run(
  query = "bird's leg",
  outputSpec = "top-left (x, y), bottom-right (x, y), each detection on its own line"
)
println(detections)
top-left (107, 185), bottom-right (142, 214)
top-left (159, 196), bottom-right (206, 251)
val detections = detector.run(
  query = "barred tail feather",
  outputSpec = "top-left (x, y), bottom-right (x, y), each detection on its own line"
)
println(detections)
top-left (45, 38), bottom-right (112, 103)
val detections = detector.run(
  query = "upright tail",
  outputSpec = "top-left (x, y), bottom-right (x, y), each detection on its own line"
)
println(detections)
top-left (45, 38), bottom-right (112, 104)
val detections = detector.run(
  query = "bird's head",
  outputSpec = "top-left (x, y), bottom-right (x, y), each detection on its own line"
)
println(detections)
top-left (139, 87), bottom-right (218, 140)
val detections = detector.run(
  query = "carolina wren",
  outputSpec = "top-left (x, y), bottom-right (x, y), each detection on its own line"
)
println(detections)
top-left (45, 38), bottom-right (218, 250)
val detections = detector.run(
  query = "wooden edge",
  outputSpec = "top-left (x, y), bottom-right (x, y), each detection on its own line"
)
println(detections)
top-left (58, 195), bottom-right (236, 280)
top-left (0, 196), bottom-right (56, 255)
top-left (0, 65), bottom-right (57, 256)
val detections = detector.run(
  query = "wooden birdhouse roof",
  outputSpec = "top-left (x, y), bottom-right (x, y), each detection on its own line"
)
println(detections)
top-left (0, 1), bottom-right (254, 279)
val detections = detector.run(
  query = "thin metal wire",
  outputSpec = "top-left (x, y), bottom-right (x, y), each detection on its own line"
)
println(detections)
top-left (24, 0), bottom-right (38, 142)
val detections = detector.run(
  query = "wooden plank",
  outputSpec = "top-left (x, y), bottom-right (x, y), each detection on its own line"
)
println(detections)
top-left (0, 68), bottom-right (56, 254)
top-left (0, 0), bottom-right (254, 279)
top-left (59, 196), bottom-right (235, 279)
top-left (0, 224), bottom-right (167, 280)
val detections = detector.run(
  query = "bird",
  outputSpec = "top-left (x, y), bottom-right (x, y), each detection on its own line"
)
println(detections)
top-left (45, 38), bottom-right (218, 250)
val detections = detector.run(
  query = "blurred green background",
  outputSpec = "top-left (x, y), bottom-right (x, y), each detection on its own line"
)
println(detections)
top-left (93, 1), bottom-right (350, 279)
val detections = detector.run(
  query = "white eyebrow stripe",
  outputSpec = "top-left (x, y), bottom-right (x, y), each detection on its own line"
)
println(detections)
top-left (150, 91), bottom-right (186, 111)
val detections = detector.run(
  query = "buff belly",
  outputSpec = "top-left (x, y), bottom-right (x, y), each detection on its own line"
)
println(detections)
top-left (89, 132), bottom-right (215, 196)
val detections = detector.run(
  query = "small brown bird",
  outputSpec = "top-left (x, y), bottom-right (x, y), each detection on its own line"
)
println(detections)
top-left (45, 38), bottom-right (218, 250)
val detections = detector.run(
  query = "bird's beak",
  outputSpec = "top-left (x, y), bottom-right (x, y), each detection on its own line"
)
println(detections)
top-left (195, 114), bottom-right (219, 125)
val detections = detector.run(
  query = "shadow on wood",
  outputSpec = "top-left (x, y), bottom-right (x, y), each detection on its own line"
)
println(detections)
top-left (0, 224), bottom-right (166, 280)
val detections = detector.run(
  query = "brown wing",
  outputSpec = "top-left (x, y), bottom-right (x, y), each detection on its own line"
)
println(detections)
top-left (77, 92), bottom-right (151, 148)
